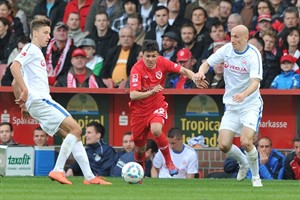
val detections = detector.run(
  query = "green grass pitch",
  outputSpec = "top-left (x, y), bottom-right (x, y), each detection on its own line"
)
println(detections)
top-left (1, 177), bottom-right (299, 200)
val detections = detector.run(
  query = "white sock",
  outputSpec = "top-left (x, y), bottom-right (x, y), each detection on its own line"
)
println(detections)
top-left (54, 134), bottom-right (77, 172)
top-left (72, 141), bottom-right (95, 180)
top-left (227, 144), bottom-right (248, 167)
top-left (245, 146), bottom-right (260, 179)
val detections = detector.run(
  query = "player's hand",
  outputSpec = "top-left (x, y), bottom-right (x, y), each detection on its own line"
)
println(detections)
top-left (193, 72), bottom-right (206, 82)
top-left (152, 84), bottom-right (164, 94)
top-left (15, 90), bottom-right (28, 108)
top-left (193, 73), bottom-right (208, 88)
top-left (232, 93), bottom-right (246, 103)
top-left (259, 151), bottom-right (268, 165)
top-left (21, 105), bottom-right (31, 120)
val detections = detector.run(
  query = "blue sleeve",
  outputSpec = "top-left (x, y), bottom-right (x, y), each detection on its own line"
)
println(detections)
top-left (259, 150), bottom-right (285, 180)
top-left (270, 75), bottom-right (279, 88)
top-left (110, 152), bottom-right (135, 177)
top-left (223, 157), bottom-right (239, 173)
top-left (99, 147), bottom-right (116, 176)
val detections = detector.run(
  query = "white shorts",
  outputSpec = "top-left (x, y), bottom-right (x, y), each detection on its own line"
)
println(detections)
top-left (28, 99), bottom-right (70, 136)
top-left (219, 104), bottom-right (263, 135)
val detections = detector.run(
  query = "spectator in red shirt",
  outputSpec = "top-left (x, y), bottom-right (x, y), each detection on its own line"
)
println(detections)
top-left (63, 0), bottom-right (93, 31)
top-left (284, 135), bottom-right (300, 180)
top-left (129, 40), bottom-right (196, 177)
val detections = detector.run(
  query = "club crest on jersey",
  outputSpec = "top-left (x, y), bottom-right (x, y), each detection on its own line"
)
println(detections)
top-left (241, 58), bottom-right (247, 65)
top-left (21, 52), bottom-right (26, 57)
top-left (132, 74), bottom-right (138, 83)
top-left (155, 71), bottom-right (162, 79)
top-left (41, 60), bottom-right (46, 67)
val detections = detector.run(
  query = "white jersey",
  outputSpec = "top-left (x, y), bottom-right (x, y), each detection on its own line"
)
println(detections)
top-left (207, 43), bottom-right (263, 108)
top-left (153, 144), bottom-right (198, 178)
top-left (14, 43), bottom-right (52, 109)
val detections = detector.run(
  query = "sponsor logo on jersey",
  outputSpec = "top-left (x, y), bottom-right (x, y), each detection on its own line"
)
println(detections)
top-left (132, 74), bottom-right (138, 82)
top-left (224, 62), bottom-right (248, 73)
top-left (155, 71), bottom-right (162, 79)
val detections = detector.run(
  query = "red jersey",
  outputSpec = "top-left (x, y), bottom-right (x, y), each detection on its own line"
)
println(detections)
top-left (129, 56), bottom-right (181, 116)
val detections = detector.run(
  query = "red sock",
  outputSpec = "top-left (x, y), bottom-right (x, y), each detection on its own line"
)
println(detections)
top-left (134, 150), bottom-right (145, 170)
top-left (155, 133), bottom-right (172, 164)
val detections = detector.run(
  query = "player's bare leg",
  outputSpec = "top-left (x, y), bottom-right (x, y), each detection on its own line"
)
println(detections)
top-left (218, 129), bottom-right (249, 181)
top-left (241, 127), bottom-right (262, 187)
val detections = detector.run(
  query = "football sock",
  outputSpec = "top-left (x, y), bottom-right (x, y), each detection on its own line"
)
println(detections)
top-left (245, 146), bottom-right (260, 178)
top-left (72, 141), bottom-right (95, 180)
top-left (227, 144), bottom-right (248, 167)
top-left (134, 150), bottom-right (145, 169)
top-left (155, 133), bottom-right (172, 164)
top-left (54, 134), bottom-right (77, 172)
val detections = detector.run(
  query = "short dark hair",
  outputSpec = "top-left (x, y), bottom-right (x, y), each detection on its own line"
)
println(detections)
top-left (123, 131), bottom-right (132, 137)
top-left (17, 35), bottom-right (31, 44)
top-left (155, 5), bottom-right (169, 14)
top-left (293, 135), bottom-right (300, 143)
top-left (96, 11), bottom-right (109, 21)
top-left (87, 122), bottom-right (105, 138)
top-left (167, 127), bottom-right (182, 139)
top-left (210, 21), bottom-right (225, 33)
top-left (258, 136), bottom-right (272, 146)
top-left (180, 23), bottom-right (197, 35)
top-left (0, 122), bottom-right (13, 132)
top-left (142, 40), bottom-right (159, 52)
top-left (146, 139), bottom-right (158, 153)
top-left (192, 6), bottom-right (208, 19)
top-left (30, 17), bottom-right (51, 35)
top-left (34, 126), bottom-right (43, 131)
top-left (127, 13), bottom-right (142, 25)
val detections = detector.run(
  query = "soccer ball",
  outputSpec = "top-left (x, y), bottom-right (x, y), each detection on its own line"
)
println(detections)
top-left (122, 162), bottom-right (144, 184)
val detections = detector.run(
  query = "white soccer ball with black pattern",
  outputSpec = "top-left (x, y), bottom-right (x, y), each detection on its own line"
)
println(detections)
top-left (121, 162), bottom-right (144, 184)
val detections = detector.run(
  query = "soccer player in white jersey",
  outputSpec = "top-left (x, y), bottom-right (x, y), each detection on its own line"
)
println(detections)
top-left (151, 127), bottom-right (198, 179)
top-left (10, 17), bottom-right (111, 185)
top-left (194, 25), bottom-right (263, 187)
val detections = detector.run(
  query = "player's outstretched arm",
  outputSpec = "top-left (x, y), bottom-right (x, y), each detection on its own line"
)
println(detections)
top-left (10, 61), bottom-right (28, 107)
top-left (232, 78), bottom-right (260, 103)
top-left (130, 85), bottom-right (163, 100)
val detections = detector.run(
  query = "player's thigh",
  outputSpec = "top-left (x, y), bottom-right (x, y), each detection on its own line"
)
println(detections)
top-left (240, 106), bottom-right (262, 133)
top-left (28, 99), bottom-right (70, 136)
top-left (60, 116), bottom-right (82, 137)
top-left (218, 129), bottom-right (235, 148)
top-left (131, 116), bottom-right (149, 147)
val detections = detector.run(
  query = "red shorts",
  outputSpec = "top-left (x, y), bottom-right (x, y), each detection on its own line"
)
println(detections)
top-left (131, 104), bottom-right (168, 147)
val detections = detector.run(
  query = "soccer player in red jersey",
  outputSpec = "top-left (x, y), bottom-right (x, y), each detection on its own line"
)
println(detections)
top-left (129, 40), bottom-right (196, 176)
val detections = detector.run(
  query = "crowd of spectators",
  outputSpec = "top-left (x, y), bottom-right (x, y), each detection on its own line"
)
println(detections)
top-left (1, 0), bottom-right (300, 88)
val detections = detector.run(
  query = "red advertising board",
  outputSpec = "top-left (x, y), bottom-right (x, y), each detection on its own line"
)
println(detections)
top-left (0, 92), bottom-right (54, 145)
top-left (0, 87), bottom-right (299, 149)
top-left (259, 95), bottom-right (297, 148)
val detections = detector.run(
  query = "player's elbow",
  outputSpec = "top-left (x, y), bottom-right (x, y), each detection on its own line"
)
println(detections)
top-left (130, 92), bottom-right (139, 100)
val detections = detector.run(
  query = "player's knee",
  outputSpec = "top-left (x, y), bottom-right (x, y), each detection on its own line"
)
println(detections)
top-left (71, 124), bottom-right (82, 138)
top-left (240, 139), bottom-right (252, 151)
top-left (150, 126), bottom-right (162, 137)
top-left (218, 141), bottom-right (231, 152)
top-left (135, 146), bottom-right (146, 156)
